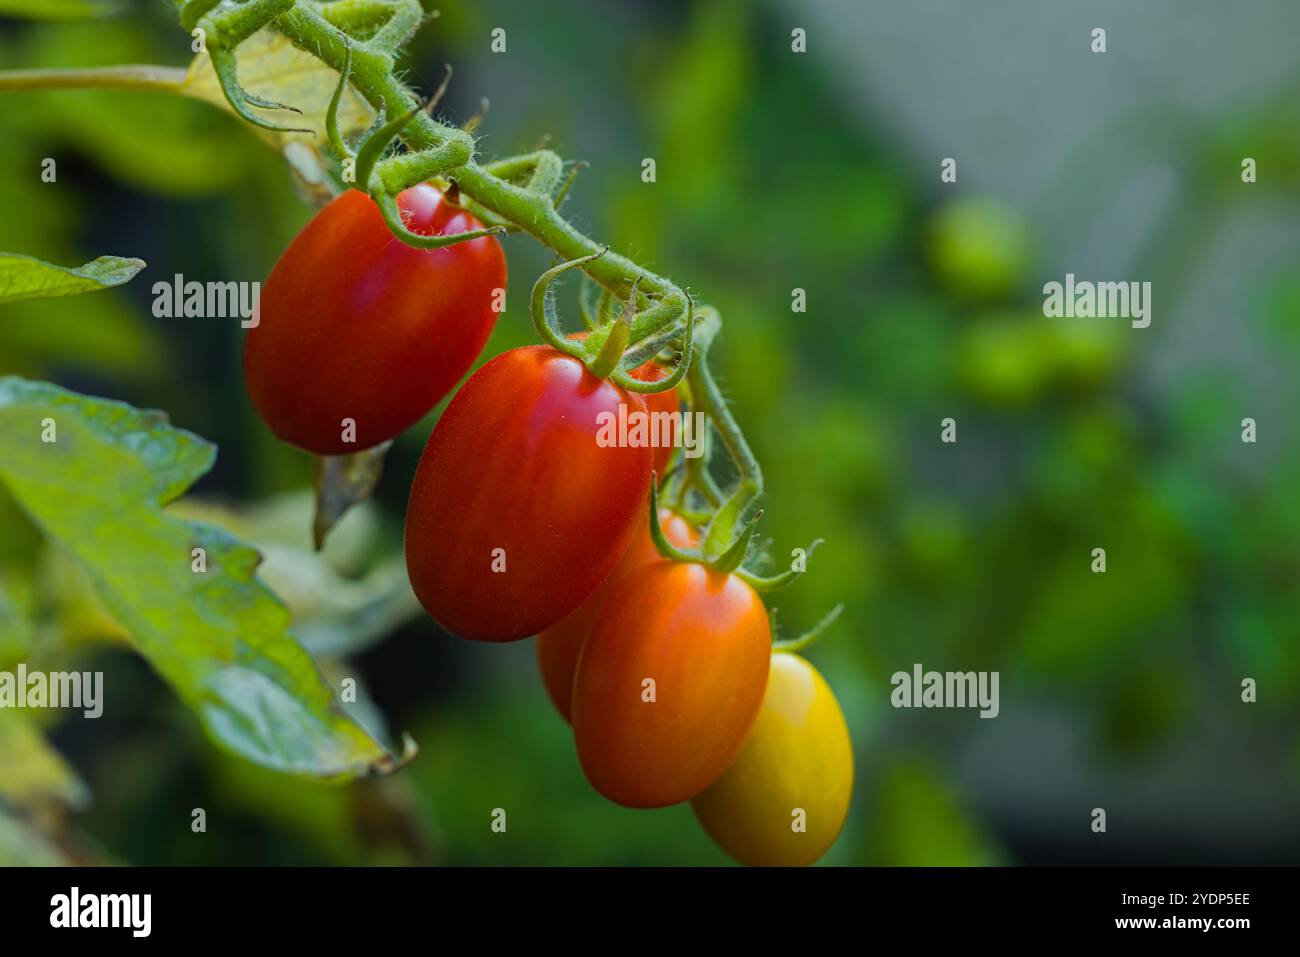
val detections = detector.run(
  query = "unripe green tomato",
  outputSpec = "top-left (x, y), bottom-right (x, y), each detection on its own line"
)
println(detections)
top-left (692, 652), bottom-right (853, 866)
top-left (1047, 322), bottom-right (1124, 389)
top-left (927, 198), bottom-right (1028, 301)
top-left (959, 314), bottom-right (1050, 406)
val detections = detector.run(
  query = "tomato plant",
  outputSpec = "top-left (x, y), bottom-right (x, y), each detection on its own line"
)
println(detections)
top-left (537, 508), bottom-right (698, 721)
top-left (572, 560), bottom-right (772, 808)
top-left (691, 652), bottom-right (854, 866)
top-left (0, 0), bottom-right (851, 868)
top-left (405, 345), bottom-right (653, 642)
top-left (245, 184), bottom-right (506, 454)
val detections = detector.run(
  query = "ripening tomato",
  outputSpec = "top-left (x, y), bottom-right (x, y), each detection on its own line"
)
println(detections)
top-left (245, 184), bottom-right (506, 455)
top-left (572, 561), bottom-right (771, 808)
top-left (537, 509), bottom-right (698, 722)
top-left (626, 360), bottom-right (680, 477)
top-left (569, 330), bottom-right (679, 476)
top-left (405, 345), bottom-right (652, 641)
top-left (691, 653), bottom-right (853, 867)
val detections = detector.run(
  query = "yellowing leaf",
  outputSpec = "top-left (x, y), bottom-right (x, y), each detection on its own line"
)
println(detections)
top-left (182, 27), bottom-right (375, 148)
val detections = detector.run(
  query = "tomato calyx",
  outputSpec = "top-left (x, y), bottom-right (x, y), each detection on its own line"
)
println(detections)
top-left (587, 274), bottom-right (642, 379)
top-left (770, 603), bottom-right (846, 655)
top-left (645, 480), bottom-right (706, 565)
top-left (646, 486), bottom-right (844, 653)
top-left (529, 251), bottom-right (696, 388)
top-left (585, 307), bottom-right (631, 379)
top-left (647, 480), bottom-right (789, 585)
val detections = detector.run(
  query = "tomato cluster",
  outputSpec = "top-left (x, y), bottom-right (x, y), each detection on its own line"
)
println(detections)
top-left (245, 185), bottom-right (852, 865)
top-left (543, 513), bottom-right (853, 864)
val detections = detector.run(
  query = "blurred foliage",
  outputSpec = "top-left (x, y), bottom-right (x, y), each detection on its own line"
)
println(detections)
top-left (0, 0), bottom-right (1297, 865)
top-left (0, 0), bottom-right (118, 21)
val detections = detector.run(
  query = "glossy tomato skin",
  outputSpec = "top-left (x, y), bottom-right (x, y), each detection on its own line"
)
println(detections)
top-left (405, 345), bottom-right (653, 642)
top-left (691, 653), bottom-right (853, 866)
top-left (572, 562), bottom-right (771, 808)
top-left (631, 361), bottom-right (680, 478)
top-left (568, 331), bottom-right (679, 476)
top-left (537, 509), bottom-right (698, 722)
top-left (245, 184), bottom-right (505, 455)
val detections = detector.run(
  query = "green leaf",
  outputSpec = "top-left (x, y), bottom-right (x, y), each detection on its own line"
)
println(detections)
top-left (0, 573), bottom-right (35, 669)
top-left (0, 0), bottom-right (118, 19)
top-left (170, 492), bottom-right (422, 659)
top-left (0, 378), bottom-right (410, 779)
top-left (0, 253), bottom-right (144, 305)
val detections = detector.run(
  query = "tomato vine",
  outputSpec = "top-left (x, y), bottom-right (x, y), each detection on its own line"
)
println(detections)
top-left (0, 0), bottom-right (834, 613)
top-left (206, 0), bottom-right (788, 573)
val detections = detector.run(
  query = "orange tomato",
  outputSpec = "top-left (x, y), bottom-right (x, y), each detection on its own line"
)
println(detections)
top-left (536, 509), bottom-right (698, 722)
top-left (572, 562), bottom-right (771, 808)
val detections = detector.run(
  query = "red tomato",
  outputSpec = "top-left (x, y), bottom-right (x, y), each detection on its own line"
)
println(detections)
top-left (245, 184), bottom-right (505, 455)
top-left (537, 509), bottom-right (698, 722)
top-left (631, 362), bottom-right (680, 478)
top-left (572, 562), bottom-right (771, 807)
top-left (569, 331), bottom-right (679, 476)
top-left (405, 345), bottom-right (653, 641)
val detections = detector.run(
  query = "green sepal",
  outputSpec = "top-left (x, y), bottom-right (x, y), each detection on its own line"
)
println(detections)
top-left (772, 603), bottom-right (845, 654)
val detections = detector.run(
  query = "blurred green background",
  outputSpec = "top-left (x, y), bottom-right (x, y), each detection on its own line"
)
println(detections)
top-left (1, 0), bottom-right (1298, 865)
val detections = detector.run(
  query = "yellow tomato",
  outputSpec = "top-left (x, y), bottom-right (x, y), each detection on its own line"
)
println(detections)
top-left (691, 652), bottom-right (853, 866)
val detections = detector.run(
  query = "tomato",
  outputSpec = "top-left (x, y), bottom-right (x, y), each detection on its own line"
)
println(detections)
top-left (537, 508), bottom-right (698, 722)
top-left (691, 653), bottom-right (853, 866)
top-left (405, 345), bottom-right (652, 641)
top-left (245, 184), bottom-right (505, 455)
top-left (625, 361), bottom-right (679, 477)
top-left (572, 561), bottom-right (771, 807)
top-left (569, 330), bottom-right (679, 476)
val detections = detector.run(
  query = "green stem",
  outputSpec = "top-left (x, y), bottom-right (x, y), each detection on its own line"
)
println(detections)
top-left (272, 4), bottom-right (683, 310)
top-left (687, 312), bottom-right (764, 556)
top-left (0, 65), bottom-right (189, 94)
